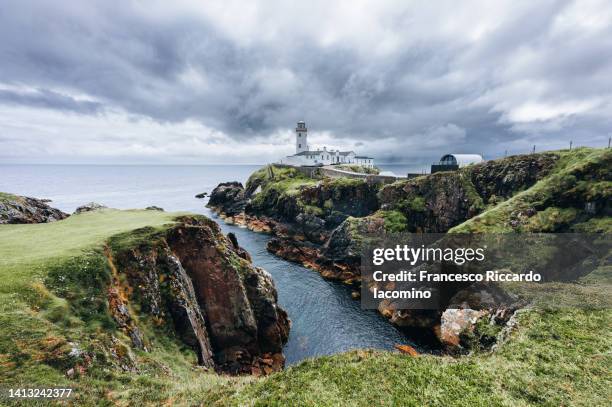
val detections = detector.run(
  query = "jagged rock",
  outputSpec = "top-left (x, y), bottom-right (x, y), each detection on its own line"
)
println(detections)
top-left (267, 238), bottom-right (323, 271)
top-left (295, 213), bottom-right (327, 243)
top-left (165, 216), bottom-right (289, 373)
top-left (207, 182), bottom-right (247, 216)
top-left (195, 192), bottom-right (208, 199)
top-left (467, 153), bottom-right (558, 204)
top-left (74, 202), bottom-right (107, 214)
top-left (145, 206), bottom-right (164, 211)
top-left (0, 193), bottom-right (68, 224)
top-left (439, 308), bottom-right (489, 349)
top-left (378, 172), bottom-right (483, 233)
top-left (162, 251), bottom-right (215, 366)
top-left (394, 344), bottom-right (419, 357)
top-left (228, 232), bottom-right (252, 261)
top-left (246, 216), bottom-right (274, 233)
top-left (107, 215), bottom-right (289, 374)
top-left (299, 179), bottom-right (380, 223)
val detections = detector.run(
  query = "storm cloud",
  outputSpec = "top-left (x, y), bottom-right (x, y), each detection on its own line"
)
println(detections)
top-left (0, 0), bottom-right (611, 164)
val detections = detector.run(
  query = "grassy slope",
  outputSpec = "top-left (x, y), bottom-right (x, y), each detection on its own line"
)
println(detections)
top-left (0, 209), bottom-right (182, 293)
top-left (451, 148), bottom-right (611, 233)
top-left (0, 209), bottom-right (253, 406)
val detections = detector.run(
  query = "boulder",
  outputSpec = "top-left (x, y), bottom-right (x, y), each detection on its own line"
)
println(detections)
top-left (74, 202), bottom-right (107, 214)
top-left (145, 206), bottom-right (164, 211)
top-left (439, 308), bottom-right (489, 349)
top-left (207, 182), bottom-right (247, 216)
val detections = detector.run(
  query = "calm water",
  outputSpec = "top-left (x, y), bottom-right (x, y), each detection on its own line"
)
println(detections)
top-left (0, 164), bottom-right (416, 364)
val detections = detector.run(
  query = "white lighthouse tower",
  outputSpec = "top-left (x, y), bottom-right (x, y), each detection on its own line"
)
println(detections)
top-left (295, 120), bottom-right (308, 154)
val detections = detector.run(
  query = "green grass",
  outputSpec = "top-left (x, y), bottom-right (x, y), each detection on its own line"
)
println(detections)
top-left (451, 148), bottom-right (612, 233)
top-left (0, 191), bottom-right (20, 202)
top-left (248, 165), bottom-right (319, 213)
top-left (376, 210), bottom-right (408, 233)
top-left (335, 164), bottom-right (380, 175)
top-left (0, 209), bottom-right (181, 294)
top-left (224, 309), bottom-right (611, 406)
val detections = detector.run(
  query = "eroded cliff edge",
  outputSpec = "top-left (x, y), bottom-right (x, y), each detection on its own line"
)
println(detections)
top-left (40, 214), bottom-right (290, 376)
top-left (108, 215), bottom-right (289, 374)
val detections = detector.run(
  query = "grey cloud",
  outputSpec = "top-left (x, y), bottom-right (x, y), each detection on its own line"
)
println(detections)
top-left (0, 0), bottom-right (610, 163)
top-left (0, 88), bottom-right (103, 114)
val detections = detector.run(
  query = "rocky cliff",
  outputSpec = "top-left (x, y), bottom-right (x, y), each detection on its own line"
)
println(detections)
top-left (208, 166), bottom-right (382, 278)
top-left (102, 215), bottom-right (289, 375)
top-left (207, 148), bottom-right (611, 352)
top-left (0, 192), bottom-right (68, 224)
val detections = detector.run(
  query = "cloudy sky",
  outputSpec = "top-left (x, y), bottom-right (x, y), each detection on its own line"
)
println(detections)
top-left (0, 0), bottom-right (611, 165)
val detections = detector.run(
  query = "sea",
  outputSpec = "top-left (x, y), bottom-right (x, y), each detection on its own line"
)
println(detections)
top-left (0, 163), bottom-right (422, 364)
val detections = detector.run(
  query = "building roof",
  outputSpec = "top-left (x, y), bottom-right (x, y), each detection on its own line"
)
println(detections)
top-left (439, 154), bottom-right (484, 167)
top-left (292, 150), bottom-right (356, 157)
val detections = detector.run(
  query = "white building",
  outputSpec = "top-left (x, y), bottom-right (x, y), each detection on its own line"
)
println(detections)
top-left (280, 121), bottom-right (374, 168)
top-left (431, 153), bottom-right (484, 173)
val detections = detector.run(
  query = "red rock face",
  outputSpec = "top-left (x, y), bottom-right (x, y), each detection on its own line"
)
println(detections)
top-left (169, 223), bottom-right (257, 345)
top-left (108, 215), bottom-right (289, 375)
top-left (167, 217), bottom-right (289, 373)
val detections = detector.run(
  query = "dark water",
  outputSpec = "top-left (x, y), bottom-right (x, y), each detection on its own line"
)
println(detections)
top-left (0, 164), bottom-right (416, 364)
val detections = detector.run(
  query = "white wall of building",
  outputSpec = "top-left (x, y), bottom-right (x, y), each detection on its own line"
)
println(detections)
top-left (354, 157), bottom-right (374, 168)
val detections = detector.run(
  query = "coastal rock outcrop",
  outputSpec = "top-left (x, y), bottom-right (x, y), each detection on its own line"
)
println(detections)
top-left (0, 193), bottom-right (68, 224)
top-left (108, 215), bottom-right (289, 374)
top-left (377, 171), bottom-right (484, 233)
top-left (466, 153), bottom-right (559, 204)
top-left (208, 182), bottom-right (248, 216)
top-left (74, 202), bottom-right (108, 214)
top-left (207, 148), bottom-right (611, 353)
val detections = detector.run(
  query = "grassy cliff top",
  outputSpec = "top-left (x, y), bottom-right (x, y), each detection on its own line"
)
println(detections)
top-left (0, 209), bottom-right (255, 405)
top-left (0, 209), bottom-right (182, 294)
top-left (0, 191), bottom-right (22, 203)
top-left (451, 147), bottom-right (611, 233)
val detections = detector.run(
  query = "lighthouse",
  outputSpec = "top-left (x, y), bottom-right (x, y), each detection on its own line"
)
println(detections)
top-left (280, 120), bottom-right (373, 168)
top-left (295, 121), bottom-right (308, 154)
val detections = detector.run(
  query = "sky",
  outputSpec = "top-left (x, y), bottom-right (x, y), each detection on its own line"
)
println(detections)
top-left (0, 0), bottom-right (611, 165)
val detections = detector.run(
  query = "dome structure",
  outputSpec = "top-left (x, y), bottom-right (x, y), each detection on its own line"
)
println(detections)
top-left (438, 154), bottom-right (484, 168)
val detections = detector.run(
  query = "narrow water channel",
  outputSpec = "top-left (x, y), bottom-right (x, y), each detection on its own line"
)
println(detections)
top-left (205, 209), bottom-right (419, 364)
